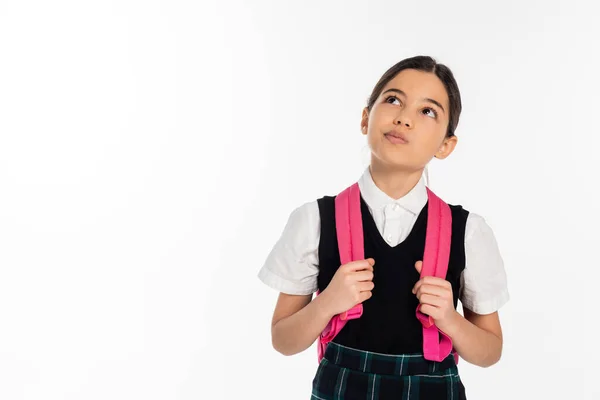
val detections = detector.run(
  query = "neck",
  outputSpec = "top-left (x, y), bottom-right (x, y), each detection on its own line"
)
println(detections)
top-left (369, 158), bottom-right (424, 200)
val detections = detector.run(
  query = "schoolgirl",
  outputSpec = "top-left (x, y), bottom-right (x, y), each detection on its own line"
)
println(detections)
top-left (258, 55), bottom-right (509, 399)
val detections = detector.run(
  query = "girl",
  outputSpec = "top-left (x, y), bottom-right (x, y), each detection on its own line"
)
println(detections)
top-left (258, 55), bottom-right (509, 399)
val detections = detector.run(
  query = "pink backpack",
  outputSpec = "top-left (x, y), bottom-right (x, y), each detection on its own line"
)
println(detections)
top-left (316, 182), bottom-right (458, 364)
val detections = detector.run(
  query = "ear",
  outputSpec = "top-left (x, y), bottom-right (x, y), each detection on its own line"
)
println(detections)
top-left (361, 107), bottom-right (369, 135)
top-left (434, 135), bottom-right (458, 160)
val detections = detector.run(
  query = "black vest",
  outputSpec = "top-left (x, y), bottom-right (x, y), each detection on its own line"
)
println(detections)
top-left (317, 194), bottom-right (469, 355)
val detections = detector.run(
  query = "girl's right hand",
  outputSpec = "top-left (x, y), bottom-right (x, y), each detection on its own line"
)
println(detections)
top-left (320, 258), bottom-right (375, 317)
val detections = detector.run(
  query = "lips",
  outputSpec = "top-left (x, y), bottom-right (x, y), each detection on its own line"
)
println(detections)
top-left (384, 131), bottom-right (409, 144)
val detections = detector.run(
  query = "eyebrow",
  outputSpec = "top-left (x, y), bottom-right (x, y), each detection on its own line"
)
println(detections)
top-left (382, 88), bottom-right (446, 114)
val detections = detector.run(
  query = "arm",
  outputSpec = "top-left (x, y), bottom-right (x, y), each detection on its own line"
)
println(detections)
top-left (260, 202), bottom-right (330, 356)
top-left (448, 212), bottom-right (508, 367)
top-left (270, 293), bottom-right (335, 356)
top-left (443, 308), bottom-right (503, 367)
top-left (413, 260), bottom-right (505, 368)
top-left (260, 201), bottom-right (375, 356)
top-left (270, 260), bottom-right (375, 356)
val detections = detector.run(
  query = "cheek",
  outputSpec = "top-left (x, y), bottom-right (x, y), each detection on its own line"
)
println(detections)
top-left (366, 131), bottom-right (387, 158)
top-left (419, 121), bottom-right (447, 146)
top-left (416, 135), bottom-right (444, 154)
top-left (366, 131), bottom-right (380, 150)
top-left (369, 105), bottom-right (394, 126)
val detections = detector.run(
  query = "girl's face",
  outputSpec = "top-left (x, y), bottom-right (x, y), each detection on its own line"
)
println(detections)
top-left (362, 69), bottom-right (457, 171)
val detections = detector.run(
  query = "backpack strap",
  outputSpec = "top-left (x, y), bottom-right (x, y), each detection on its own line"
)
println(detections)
top-left (416, 188), bottom-right (457, 363)
top-left (317, 183), bottom-right (458, 365)
top-left (317, 183), bottom-right (363, 362)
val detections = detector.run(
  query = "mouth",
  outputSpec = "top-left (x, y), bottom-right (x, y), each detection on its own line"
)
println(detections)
top-left (384, 131), bottom-right (409, 144)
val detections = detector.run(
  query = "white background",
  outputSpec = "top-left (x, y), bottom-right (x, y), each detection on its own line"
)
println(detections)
top-left (1, 0), bottom-right (599, 399)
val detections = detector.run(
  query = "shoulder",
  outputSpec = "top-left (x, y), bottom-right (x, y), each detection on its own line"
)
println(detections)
top-left (283, 193), bottom-right (341, 232)
top-left (447, 203), bottom-right (470, 222)
top-left (446, 203), bottom-right (502, 258)
top-left (316, 195), bottom-right (336, 218)
top-left (463, 211), bottom-right (499, 243)
top-left (445, 203), bottom-right (493, 237)
top-left (275, 199), bottom-right (322, 248)
top-left (287, 199), bottom-right (320, 224)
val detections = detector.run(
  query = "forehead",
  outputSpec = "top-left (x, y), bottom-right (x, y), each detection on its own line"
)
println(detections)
top-left (382, 69), bottom-right (449, 108)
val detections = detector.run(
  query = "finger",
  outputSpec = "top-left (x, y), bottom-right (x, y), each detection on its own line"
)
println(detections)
top-left (414, 284), bottom-right (448, 298)
top-left (413, 280), bottom-right (422, 293)
top-left (420, 276), bottom-right (451, 288)
top-left (417, 294), bottom-right (444, 307)
top-left (358, 281), bottom-right (375, 292)
top-left (412, 278), bottom-right (430, 293)
top-left (359, 290), bottom-right (373, 303)
top-left (353, 270), bottom-right (374, 282)
top-left (419, 304), bottom-right (437, 317)
top-left (343, 259), bottom-right (374, 272)
top-left (415, 260), bottom-right (423, 275)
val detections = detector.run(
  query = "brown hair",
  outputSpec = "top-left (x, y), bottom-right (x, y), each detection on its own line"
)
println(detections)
top-left (366, 56), bottom-right (462, 138)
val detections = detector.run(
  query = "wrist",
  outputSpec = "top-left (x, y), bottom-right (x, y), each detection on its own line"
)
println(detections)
top-left (439, 310), bottom-right (463, 337)
top-left (313, 291), bottom-right (337, 321)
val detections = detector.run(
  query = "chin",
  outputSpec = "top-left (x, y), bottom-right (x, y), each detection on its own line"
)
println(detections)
top-left (374, 149), bottom-right (432, 172)
top-left (371, 150), bottom-right (413, 170)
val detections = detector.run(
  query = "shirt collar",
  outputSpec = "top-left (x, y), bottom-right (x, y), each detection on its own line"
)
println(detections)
top-left (357, 166), bottom-right (428, 215)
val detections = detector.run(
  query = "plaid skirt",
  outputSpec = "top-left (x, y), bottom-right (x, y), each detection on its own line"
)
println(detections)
top-left (311, 342), bottom-right (466, 400)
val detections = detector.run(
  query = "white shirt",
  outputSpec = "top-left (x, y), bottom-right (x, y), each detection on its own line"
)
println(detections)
top-left (258, 168), bottom-right (509, 315)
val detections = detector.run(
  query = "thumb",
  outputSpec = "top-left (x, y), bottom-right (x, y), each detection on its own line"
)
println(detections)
top-left (415, 260), bottom-right (423, 275)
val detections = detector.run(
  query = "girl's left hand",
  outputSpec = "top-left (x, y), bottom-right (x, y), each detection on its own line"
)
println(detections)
top-left (412, 261), bottom-right (460, 333)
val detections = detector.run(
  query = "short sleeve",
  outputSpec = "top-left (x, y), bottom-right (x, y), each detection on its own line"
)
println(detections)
top-left (459, 212), bottom-right (510, 315)
top-left (257, 201), bottom-right (321, 295)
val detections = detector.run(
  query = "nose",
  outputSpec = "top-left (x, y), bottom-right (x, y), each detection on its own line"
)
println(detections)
top-left (394, 112), bottom-right (413, 128)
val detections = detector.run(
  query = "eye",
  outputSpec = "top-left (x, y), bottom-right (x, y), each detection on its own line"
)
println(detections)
top-left (422, 107), bottom-right (438, 119)
top-left (384, 95), bottom-right (401, 105)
